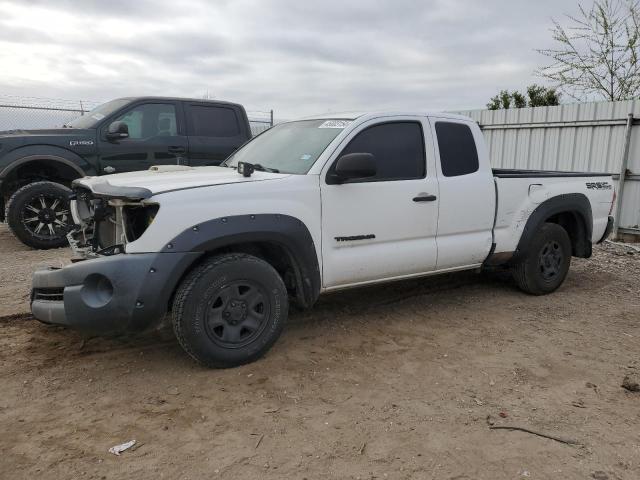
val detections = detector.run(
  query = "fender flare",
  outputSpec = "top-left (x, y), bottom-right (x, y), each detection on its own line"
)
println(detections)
top-left (513, 193), bottom-right (593, 262)
top-left (0, 148), bottom-right (92, 180)
top-left (164, 214), bottom-right (321, 308)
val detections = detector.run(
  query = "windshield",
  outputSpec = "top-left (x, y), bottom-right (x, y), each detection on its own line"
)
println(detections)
top-left (223, 119), bottom-right (351, 174)
top-left (66, 98), bottom-right (132, 129)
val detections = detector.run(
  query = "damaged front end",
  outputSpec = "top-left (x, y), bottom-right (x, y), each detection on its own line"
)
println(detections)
top-left (68, 180), bottom-right (158, 258)
top-left (32, 179), bottom-right (200, 334)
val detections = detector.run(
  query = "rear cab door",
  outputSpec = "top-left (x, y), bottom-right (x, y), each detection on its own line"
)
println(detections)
top-left (97, 100), bottom-right (188, 174)
top-left (428, 117), bottom-right (496, 269)
top-left (183, 102), bottom-right (251, 166)
top-left (319, 116), bottom-right (440, 288)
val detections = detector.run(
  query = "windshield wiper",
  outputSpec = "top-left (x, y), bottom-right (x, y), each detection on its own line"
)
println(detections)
top-left (236, 161), bottom-right (280, 177)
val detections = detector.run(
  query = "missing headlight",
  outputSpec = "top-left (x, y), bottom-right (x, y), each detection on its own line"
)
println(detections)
top-left (123, 204), bottom-right (159, 243)
top-left (67, 186), bottom-right (158, 258)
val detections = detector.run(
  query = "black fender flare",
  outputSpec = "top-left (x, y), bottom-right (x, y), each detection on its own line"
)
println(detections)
top-left (513, 193), bottom-right (593, 262)
top-left (0, 146), bottom-right (94, 180)
top-left (164, 214), bottom-right (321, 308)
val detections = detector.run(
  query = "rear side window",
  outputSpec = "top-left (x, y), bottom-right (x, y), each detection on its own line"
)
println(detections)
top-left (186, 105), bottom-right (240, 137)
top-left (338, 122), bottom-right (425, 182)
top-left (435, 122), bottom-right (479, 177)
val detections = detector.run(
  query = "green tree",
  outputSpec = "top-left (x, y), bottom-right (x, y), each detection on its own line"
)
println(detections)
top-left (527, 85), bottom-right (561, 106)
top-left (487, 85), bottom-right (561, 110)
top-left (537, 0), bottom-right (640, 101)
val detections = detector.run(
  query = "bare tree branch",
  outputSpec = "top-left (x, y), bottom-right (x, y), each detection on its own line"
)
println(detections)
top-left (536, 0), bottom-right (640, 101)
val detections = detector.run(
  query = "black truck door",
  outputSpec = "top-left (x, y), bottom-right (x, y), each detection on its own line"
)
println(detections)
top-left (184, 102), bottom-right (250, 166)
top-left (98, 101), bottom-right (188, 174)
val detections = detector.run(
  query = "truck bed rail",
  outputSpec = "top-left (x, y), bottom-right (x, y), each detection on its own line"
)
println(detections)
top-left (492, 168), bottom-right (612, 178)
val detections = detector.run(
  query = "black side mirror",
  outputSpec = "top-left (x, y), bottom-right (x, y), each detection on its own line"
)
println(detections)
top-left (106, 121), bottom-right (129, 140)
top-left (330, 153), bottom-right (376, 183)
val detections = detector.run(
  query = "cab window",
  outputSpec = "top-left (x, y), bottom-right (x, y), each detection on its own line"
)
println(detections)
top-left (113, 103), bottom-right (178, 140)
top-left (334, 121), bottom-right (425, 182)
top-left (435, 122), bottom-right (479, 177)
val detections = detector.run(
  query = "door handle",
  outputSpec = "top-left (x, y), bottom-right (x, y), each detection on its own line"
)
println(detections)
top-left (103, 166), bottom-right (115, 174)
top-left (168, 146), bottom-right (186, 154)
top-left (413, 194), bottom-right (437, 202)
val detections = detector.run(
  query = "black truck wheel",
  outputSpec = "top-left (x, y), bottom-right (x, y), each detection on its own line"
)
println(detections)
top-left (6, 181), bottom-right (72, 249)
top-left (512, 222), bottom-right (572, 295)
top-left (172, 253), bottom-right (289, 368)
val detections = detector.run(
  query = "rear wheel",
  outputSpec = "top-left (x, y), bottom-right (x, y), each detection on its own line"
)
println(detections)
top-left (172, 253), bottom-right (288, 368)
top-left (5, 181), bottom-right (72, 249)
top-left (512, 222), bottom-right (572, 295)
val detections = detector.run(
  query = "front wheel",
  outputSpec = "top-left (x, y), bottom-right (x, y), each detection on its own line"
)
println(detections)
top-left (512, 222), bottom-right (572, 295)
top-left (172, 253), bottom-right (288, 368)
top-left (5, 181), bottom-right (72, 249)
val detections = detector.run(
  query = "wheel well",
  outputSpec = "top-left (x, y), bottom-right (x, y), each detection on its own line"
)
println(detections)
top-left (545, 211), bottom-right (591, 258)
top-left (169, 241), bottom-right (306, 311)
top-left (1, 160), bottom-right (81, 202)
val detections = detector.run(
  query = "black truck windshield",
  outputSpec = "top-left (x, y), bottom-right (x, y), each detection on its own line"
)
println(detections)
top-left (66, 98), bottom-right (132, 129)
top-left (223, 119), bottom-right (350, 174)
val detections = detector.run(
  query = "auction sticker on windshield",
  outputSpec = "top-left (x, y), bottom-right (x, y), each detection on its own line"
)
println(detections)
top-left (319, 120), bottom-right (351, 129)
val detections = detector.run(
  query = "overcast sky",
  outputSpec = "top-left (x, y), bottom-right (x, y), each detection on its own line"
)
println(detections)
top-left (0, 0), bottom-right (583, 118)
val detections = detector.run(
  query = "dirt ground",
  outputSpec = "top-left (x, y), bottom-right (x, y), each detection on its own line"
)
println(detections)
top-left (1, 223), bottom-right (639, 480)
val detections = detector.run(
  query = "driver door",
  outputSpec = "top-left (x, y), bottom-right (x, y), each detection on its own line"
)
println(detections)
top-left (320, 118), bottom-right (440, 288)
top-left (98, 101), bottom-right (188, 174)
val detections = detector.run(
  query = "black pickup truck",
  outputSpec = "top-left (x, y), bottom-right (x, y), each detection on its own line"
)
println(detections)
top-left (0, 96), bottom-right (252, 249)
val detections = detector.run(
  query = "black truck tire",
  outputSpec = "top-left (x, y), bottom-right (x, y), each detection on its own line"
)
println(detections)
top-left (172, 253), bottom-right (289, 368)
top-left (5, 181), bottom-right (72, 249)
top-left (512, 222), bottom-right (572, 295)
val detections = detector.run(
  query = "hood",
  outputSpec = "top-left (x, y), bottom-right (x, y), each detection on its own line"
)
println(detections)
top-left (74, 165), bottom-right (291, 198)
top-left (0, 128), bottom-right (93, 138)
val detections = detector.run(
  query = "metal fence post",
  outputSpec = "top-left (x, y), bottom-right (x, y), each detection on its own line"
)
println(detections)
top-left (612, 113), bottom-right (634, 240)
top-left (270, 109), bottom-right (274, 127)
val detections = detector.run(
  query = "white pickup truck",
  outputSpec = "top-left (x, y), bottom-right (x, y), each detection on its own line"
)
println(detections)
top-left (31, 112), bottom-right (615, 367)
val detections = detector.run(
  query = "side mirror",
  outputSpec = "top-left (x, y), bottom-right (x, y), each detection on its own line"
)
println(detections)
top-left (330, 153), bottom-right (376, 183)
top-left (106, 121), bottom-right (129, 140)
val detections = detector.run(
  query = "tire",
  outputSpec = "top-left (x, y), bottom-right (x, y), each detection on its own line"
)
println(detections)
top-left (512, 222), bottom-right (572, 295)
top-left (172, 253), bottom-right (289, 368)
top-left (6, 181), bottom-right (72, 249)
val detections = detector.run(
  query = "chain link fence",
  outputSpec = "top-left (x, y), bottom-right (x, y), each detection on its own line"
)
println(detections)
top-left (0, 95), bottom-right (273, 135)
top-left (246, 109), bottom-right (274, 135)
top-left (0, 95), bottom-right (100, 131)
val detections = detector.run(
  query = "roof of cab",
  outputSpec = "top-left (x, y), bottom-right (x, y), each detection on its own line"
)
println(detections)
top-left (114, 96), bottom-right (244, 108)
top-left (300, 111), bottom-right (473, 122)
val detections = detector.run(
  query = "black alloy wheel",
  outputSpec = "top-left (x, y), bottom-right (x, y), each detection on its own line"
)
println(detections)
top-left (512, 222), bottom-right (572, 295)
top-left (538, 240), bottom-right (563, 281)
top-left (22, 193), bottom-right (70, 240)
top-left (172, 253), bottom-right (288, 368)
top-left (205, 280), bottom-right (270, 348)
top-left (6, 181), bottom-right (72, 249)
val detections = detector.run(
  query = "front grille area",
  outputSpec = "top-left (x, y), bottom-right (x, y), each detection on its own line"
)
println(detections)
top-left (33, 288), bottom-right (64, 302)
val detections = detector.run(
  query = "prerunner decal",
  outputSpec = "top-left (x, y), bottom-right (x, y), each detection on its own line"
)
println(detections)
top-left (586, 182), bottom-right (612, 190)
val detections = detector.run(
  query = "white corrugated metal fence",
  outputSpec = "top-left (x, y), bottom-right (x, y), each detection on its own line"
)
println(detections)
top-left (457, 100), bottom-right (640, 235)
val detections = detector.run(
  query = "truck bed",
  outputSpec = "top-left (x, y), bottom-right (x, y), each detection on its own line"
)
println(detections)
top-left (491, 169), bottom-right (615, 257)
top-left (492, 168), bottom-right (612, 178)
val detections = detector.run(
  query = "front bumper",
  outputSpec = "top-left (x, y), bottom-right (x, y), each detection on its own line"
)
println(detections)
top-left (31, 251), bottom-right (200, 334)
